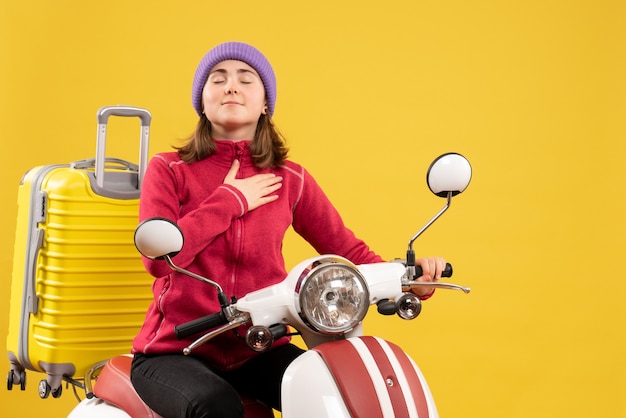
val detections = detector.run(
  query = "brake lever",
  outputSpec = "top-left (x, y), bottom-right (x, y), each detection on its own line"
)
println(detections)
top-left (183, 314), bottom-right (251, 355)
top-left (403, 281), bottom-right (471, 293)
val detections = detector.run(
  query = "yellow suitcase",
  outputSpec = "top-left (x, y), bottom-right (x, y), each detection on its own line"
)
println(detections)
top-left (6, 106), bottom-right (154, 399)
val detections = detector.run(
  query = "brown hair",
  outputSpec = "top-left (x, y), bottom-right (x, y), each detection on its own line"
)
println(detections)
top-left (175, 114), bottom-right (289, 168)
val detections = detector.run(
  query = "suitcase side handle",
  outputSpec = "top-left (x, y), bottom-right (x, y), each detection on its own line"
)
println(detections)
top-left (95, 106), bottom-right (151, 190)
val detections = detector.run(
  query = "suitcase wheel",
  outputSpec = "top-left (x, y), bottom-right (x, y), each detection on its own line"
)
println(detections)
top-left (7, 370), bottom-right (26, 391)
top-left (38, 379), bottom-right (63, 399)
top-left (38, 379), bottom-right (49, 398)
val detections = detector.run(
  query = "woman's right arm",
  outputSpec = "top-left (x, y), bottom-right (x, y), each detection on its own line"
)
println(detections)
top-left (138, 155), bottom-right (248, 277)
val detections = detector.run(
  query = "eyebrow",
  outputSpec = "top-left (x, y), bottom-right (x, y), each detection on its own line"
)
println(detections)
top-left (209, 68), bottom-right (258, 76)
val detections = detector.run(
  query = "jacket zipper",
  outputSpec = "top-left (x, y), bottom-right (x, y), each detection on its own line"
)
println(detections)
top-left (230, 144), bottom-right (246, 293)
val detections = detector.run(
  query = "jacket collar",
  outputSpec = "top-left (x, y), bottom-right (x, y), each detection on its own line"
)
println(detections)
top-left (213, 140), bottom-right (253, 166)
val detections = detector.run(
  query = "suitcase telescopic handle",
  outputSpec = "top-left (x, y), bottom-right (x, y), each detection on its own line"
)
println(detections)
top-left (95, 105), bottom-right (152, 189)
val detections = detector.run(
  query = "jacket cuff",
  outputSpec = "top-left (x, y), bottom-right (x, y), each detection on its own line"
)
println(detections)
top-left (217, 184), bottom-right (248, 217)
top-left (417, 289), bottom-right (436, 301)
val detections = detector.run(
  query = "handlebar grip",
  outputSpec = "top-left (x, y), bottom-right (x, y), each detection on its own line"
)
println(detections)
top-left (175, 311), bottom-right (227, 340)
top-left (414, 262), bottom-right (453, 279)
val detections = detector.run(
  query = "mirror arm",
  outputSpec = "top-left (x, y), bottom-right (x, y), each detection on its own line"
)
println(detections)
top-left (406, 191), bottom-right (453, 279)
top-left (163, 255), bottom-right (230, 307)
top-left (408, 191), bottom-right (452, 248)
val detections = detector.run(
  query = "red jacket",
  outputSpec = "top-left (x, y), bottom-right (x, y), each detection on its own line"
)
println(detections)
top-left (132, 140), bottom-right (383, 370)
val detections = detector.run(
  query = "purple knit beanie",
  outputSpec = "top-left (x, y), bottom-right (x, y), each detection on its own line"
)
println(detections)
top-left (191, 42), bottom-right (277, 117)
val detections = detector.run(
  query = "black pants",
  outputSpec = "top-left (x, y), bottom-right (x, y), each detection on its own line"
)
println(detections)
top-left (130, 344), bottom-right (304, 418)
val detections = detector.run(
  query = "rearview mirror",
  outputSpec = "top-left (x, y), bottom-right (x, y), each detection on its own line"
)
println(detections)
top-left (134, 218), bottom-right (184, 259)
top-left (427, 152), bottom-right (472, 197)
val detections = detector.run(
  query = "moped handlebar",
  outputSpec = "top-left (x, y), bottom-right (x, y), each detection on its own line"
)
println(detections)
top-left (413, 262), bottom-right (453, 279)
top-left (175, 311), bottom-right (227, 340)
top-left (175, 262), bottom-right (454, 340)
top-left (404, 262), bottom-right (470, 293)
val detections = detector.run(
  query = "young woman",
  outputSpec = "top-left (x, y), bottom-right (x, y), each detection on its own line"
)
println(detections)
top-left (130, 41), bottom-right (446, 418)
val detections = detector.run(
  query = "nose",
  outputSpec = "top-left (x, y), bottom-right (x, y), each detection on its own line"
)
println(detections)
top-left (224, 79), bottom-right (239, 94)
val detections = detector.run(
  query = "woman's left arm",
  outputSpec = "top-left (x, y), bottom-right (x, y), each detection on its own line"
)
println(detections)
top-left (291, 167), bottom-right (383, 265)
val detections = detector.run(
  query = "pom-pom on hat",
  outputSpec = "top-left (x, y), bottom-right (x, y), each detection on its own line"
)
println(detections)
top-left (191, 42), bottom-right (277, 117)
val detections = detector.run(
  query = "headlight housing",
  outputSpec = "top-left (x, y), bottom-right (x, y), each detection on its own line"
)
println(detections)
top-left (294, 257), bottom-right (370, 334)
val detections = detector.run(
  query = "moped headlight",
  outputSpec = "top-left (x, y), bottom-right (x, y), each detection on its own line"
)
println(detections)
top-left (294, 257), bottom-right (370, 334)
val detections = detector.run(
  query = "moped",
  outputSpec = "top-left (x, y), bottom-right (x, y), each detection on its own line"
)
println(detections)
top-left (67, 152), bottom-right (472, 418)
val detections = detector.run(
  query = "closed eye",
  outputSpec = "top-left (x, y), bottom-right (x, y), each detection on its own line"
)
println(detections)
top-left (207, 68), bottom-right (260, 85)
top-left (238, 69), bottom-right (258, 84)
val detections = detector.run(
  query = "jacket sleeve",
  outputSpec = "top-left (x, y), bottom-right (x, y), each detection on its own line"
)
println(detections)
top-left (138, 154), bottom-right (247, 278)
top-left (291, 167), bottom-right (383, 265)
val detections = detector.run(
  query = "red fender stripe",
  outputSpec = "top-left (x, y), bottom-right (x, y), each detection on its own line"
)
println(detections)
top-left (314, 336), bottom-right (432, 417)
top-left (387, 340), bottom-right (430, 418)
top-left (361, 337), bottom-right (430, 418)
top-left (359, 336), bottom-right (412, 418)
top-left (313, 339), bottom-right (384, 417)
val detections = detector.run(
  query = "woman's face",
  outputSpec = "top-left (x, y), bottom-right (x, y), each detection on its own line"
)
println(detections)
top-left (202, 60), bottom-right (267, 140)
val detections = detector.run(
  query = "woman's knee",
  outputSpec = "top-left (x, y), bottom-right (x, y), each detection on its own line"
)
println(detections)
top-left (187, 383), bottom-right (244, 418)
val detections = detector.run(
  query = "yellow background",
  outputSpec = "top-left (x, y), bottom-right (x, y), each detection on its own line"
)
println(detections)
top-left (1, 0), bottom-right (625, 417)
